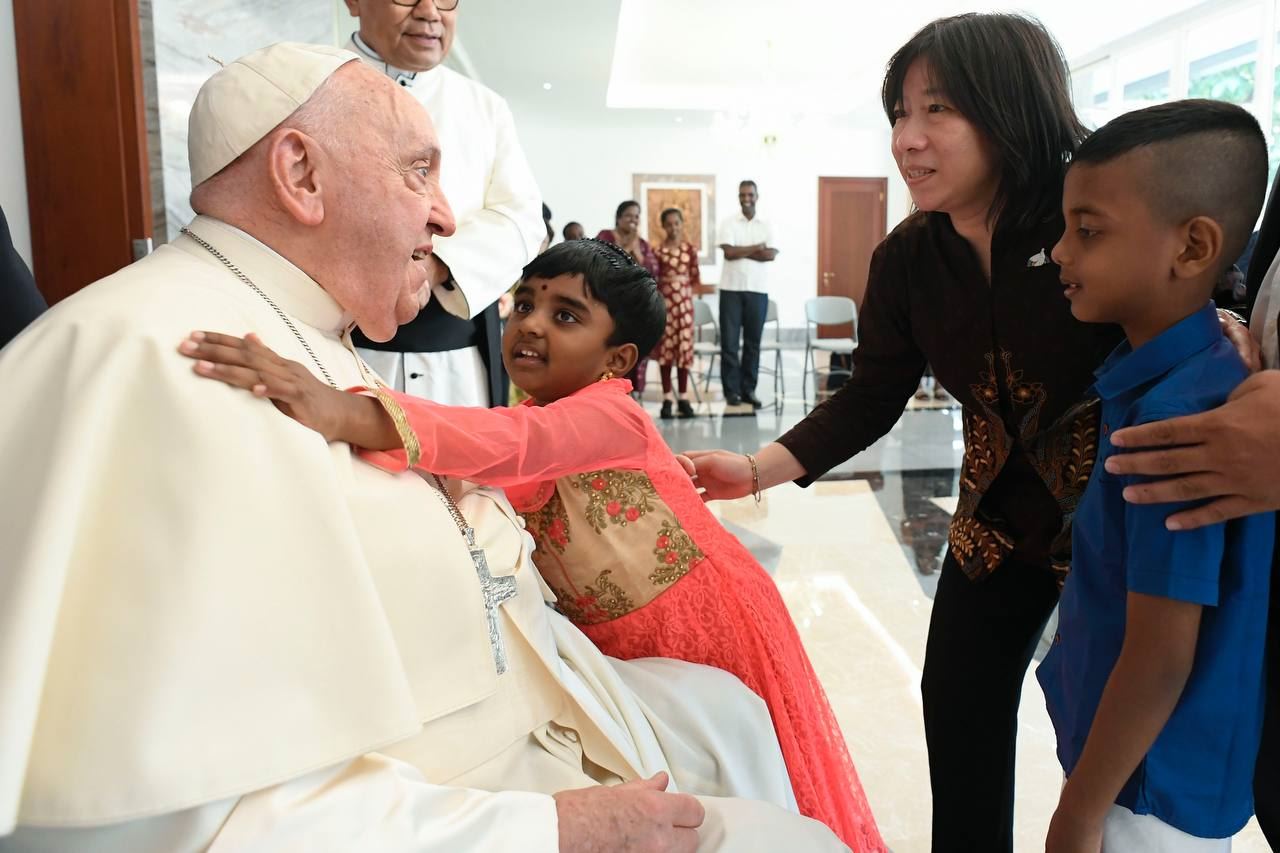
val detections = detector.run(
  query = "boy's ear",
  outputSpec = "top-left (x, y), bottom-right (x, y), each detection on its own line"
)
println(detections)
top-left (606, 343), bottom-right (638, 378)
top-left (1173, 216), bottom-right (1224, 281)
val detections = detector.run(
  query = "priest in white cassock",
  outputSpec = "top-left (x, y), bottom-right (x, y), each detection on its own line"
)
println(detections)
top-left (346, 0), bottom-right (543, 408)
top-left (0, 43), bottom-right (846, 852)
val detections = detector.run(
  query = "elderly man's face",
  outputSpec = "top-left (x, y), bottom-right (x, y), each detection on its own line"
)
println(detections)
top-left (326, 73), bottom-right (456, 340)
top-left (347, 0), bottom-right (457, 73)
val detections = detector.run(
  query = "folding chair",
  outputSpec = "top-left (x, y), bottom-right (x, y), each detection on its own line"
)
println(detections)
top-left (802, 296), bottom-right (858, 408)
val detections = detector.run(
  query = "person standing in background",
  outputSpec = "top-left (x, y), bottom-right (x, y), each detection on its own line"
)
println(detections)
top-left (597, 200), bottom-right (659, 396)
top-left (653, 207), bottom-right (700, 418)
top-left (345, 0), bottom-right (544, 407)
top-left (717, 180), bottom-right (777, 409)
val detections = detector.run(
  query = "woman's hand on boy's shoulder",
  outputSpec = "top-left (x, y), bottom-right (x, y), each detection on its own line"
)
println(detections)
top-left (1106, 370), bottom-right (1280, 529)
top-left (1218, 310), bottom-right (1261, 373)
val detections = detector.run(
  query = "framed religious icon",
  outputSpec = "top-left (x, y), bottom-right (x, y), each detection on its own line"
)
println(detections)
top-left (631, 174), bottom-right (716, 265)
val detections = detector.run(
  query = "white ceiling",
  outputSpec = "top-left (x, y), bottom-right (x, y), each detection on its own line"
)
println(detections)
top-left (454, 0), bottom-right (1210, 128)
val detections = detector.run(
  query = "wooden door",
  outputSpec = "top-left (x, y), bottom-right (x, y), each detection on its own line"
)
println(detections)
top-left (13, 0), bottom-right (153, 305)
top-left (817, 177), bottom-right (887, 337)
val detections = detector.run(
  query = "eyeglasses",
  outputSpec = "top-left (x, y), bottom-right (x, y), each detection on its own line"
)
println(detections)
top-left (391, 0), bottom-right (459, 9)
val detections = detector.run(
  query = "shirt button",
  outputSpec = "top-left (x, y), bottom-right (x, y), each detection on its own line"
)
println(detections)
top-left (1054, 633), bottom-right (1062, 646)
top-left (1102, 423), bottom-right (1110, 435)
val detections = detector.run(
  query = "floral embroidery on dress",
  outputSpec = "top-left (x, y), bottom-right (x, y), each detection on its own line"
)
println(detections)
top-left (550, 570), bottom-right (634, 624)
top-left (571, 470), bottom-right (657, 531)
top-left (523, 489), bottom-right (571, 551)
top-left (650, 519), bottom-right (704, 585)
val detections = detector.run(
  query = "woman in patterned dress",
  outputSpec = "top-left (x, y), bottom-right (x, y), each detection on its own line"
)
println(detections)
top-left (596, 200), bottom-right (659, 396)
top-left (653, 208), bottom-right (701, 419)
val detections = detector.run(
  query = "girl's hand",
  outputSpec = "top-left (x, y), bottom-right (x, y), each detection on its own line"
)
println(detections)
top-left (682, 450), bottom-right (755, 502)
top-left (178, 331), bottom-right (355, 442)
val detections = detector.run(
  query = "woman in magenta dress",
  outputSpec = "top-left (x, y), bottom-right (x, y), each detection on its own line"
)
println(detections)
top-left (596, 200), bottom-right (659, 396)
top-left (652, 207), bottom-right (700, 419)
top-left (180, 238), bottom-right (885, 851)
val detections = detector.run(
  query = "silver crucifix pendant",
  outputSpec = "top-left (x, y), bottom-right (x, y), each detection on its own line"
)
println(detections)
top-left (467, 527), bottom-right (518, 675)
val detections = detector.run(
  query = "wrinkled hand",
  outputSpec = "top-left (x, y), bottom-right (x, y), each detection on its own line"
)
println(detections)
top-left (1219, 310), bottom-right (1261, 372)
top-left (682, 450), bottom-right (754, 502)
top-left (178, 331), bottom-right (352, 442)
top-left (1106, 370), bottom-right (1280, 529)
top-left (554, 772), bottom-right (703, 852)
top-left (1044, 806), bottom-right (1102, 853)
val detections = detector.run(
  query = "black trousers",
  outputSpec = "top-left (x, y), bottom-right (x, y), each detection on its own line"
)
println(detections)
top-left (1254, 527), bottom-right (1280, 847)
top-left (718, 290), bottom-right (768, 397)
top-left (923, 551), bottom-right (1060, 853)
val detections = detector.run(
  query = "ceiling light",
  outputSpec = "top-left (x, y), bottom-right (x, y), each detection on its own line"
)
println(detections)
top-left (542, 82), bottom-right (553, 91)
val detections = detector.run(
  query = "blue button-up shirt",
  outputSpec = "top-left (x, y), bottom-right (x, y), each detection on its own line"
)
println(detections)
top-left (1037, 301), bottom-right (1274, 838)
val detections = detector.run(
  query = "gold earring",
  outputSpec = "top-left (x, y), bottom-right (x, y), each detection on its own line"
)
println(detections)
top-left (600, 370), bottom-right (615, 382)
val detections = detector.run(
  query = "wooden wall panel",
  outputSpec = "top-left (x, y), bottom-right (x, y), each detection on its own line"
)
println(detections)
top-left (13, 0), bottom-right (152, 304)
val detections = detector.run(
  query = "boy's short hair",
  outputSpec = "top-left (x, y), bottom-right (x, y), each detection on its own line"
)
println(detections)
top-left (1073, 99), bottom-right (1267, 268)
top-left (562, 221), bottom-right (582, 239)
top-left (521, 239), bottom-right (666, 356)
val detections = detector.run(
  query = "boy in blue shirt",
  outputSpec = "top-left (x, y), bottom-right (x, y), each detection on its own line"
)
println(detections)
top-left (1039, 99), bottom-right (1276, 851)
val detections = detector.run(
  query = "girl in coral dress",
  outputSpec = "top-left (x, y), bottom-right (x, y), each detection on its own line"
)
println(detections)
top-left (181, 238), bottom-right (885, 851)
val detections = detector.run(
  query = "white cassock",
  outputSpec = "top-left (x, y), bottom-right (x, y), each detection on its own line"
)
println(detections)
top-left (0, 217), bottom-right (846, 852)
top-left (349, 34), bottom-right (545, 407)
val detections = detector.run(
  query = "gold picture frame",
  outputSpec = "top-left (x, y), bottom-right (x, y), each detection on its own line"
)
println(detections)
top-left (631, 173), bottom-right (716, 265)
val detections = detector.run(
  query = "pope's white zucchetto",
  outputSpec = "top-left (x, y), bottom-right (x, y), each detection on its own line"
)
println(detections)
top-left (188, 42), bottom-right (358, 187)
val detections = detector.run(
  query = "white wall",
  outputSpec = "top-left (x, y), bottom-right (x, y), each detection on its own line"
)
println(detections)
top-left (0, 0), bottom-right (31, 267)
top-left (516, 114), bottom-right (911, 329)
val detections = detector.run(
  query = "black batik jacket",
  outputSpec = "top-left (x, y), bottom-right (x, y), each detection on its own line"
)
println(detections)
top-left (779, 210), bottom-right (1122, 582)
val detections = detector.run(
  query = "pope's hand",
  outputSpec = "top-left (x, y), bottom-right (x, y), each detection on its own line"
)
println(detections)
top-left (682, 450), bottom-right (754, 502)
top-left (1106, 369), bottom-right (1280, 529)
top-left (554, 772), bottom-right (703, 852)
top-left (178, 331), bottom-right (354, 443)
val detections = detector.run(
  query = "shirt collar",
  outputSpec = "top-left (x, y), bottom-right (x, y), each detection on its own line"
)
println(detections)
top-left (175, 216), bottom-right (352, 335)
top-left (1093, 301), bottom-right (1223, 399)
top-left (349, 32), bottom-right (441, 88)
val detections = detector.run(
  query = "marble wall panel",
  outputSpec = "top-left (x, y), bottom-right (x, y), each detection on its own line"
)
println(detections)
top-left (150, 0), bottom-right (338, 240)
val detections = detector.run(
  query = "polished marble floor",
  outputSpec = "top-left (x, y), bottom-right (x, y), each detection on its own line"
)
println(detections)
top-left (642, 351), bottom-right (1267, 852)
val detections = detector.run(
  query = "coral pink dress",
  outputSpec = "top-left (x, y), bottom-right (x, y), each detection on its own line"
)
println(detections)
top-left (361, 379), bottom-right (885, 851)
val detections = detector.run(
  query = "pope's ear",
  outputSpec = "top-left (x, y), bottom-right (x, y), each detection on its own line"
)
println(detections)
top-left (266, 128), bottom-right (326, 227)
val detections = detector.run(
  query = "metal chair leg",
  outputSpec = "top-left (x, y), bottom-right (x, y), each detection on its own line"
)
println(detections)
top-left (802, 344), bottom-right (811, 411)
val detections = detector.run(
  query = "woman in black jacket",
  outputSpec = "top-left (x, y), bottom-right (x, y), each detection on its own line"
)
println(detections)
top-left (689, 14), bottom-right (1116, 851)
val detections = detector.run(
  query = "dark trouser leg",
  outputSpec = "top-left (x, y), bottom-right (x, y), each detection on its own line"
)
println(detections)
top-left (719, 291), bottom-right (744, 397)
top-left (660, 364), bottom-right (674, 394)
top-left (1254, 537), bottom-right (1280, 846)
top-left (922, 551), bottom-right (1060, 853)
top-left (739, 291), bottom-right (768, 394)
top-left (677, 367), bottom-right (689, 394)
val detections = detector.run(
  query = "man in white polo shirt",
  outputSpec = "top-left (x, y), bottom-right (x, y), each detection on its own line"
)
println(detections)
top-left (717, 180), bottom-right (777, 408)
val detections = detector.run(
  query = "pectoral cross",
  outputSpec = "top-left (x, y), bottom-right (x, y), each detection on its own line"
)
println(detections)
top-left (467, 527), bottom-right (518, 675)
